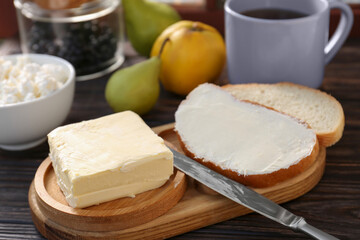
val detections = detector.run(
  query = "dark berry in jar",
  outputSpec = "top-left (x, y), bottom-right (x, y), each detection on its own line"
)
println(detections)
top-left (27, 20), bottom-right (118, 76)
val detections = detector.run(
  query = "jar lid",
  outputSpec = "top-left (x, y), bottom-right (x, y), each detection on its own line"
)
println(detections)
top-left (33, 0), bottom-right (94, 10)
top-left (14, 0), bottom-right (119, 23)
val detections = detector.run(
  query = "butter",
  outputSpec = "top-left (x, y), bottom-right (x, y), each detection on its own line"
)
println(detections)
top-left (48, 111), bottom-right (173, 208)
top-left (175, 83), bottom-right (317, 175)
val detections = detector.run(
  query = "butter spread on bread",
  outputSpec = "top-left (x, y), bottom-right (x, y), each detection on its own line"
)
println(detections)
top-left (223, 82), bottom-right (344, 147)
top-left (48, 111), bottom-right (173, 208)
top-left (175, 83), bottom-right (319, 188)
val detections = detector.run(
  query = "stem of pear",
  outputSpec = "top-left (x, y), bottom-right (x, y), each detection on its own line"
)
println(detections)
top-left (158, 37), bottom-right (170, 58)
top-left (191, 22), bottom-right (203, 32)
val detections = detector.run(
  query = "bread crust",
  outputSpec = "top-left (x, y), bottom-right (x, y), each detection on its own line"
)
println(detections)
top-left (222, 82), bottom-right (345, 147)
top-left (177, 132), bottom-right (319, 188)
top-left (175, 83), bottom-right (322, 188)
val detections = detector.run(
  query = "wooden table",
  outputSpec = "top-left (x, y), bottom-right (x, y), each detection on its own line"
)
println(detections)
top-left (0, 38), bottom-right (359, 240)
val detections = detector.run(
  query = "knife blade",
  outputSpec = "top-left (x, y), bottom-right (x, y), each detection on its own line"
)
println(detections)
top-left (170, 147), bottom-right (338, 240)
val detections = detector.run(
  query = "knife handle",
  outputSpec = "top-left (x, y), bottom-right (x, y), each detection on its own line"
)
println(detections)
top-left (296, 218), bottom-right (339, 240)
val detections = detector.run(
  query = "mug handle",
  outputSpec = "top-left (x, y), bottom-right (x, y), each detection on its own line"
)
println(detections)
top-left (324, 0), bottom-right (353, 64)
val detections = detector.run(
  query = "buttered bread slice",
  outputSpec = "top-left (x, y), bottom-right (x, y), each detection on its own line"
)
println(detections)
top-left (175, 83), bottom-right (319, 188)
top-left (223, 82), bottom-right (344, 147)
top-left (48, 111), bottom-right (173, 208)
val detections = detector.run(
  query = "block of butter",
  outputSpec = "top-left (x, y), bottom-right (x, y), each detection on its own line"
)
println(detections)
top-left (47, 111), bottom-right (173, 208)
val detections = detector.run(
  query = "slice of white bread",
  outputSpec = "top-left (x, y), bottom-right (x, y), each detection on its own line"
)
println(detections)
top-left (223, 82), bottom-right (344, 147)
top-left (175, 83), bottom-right (319, 188)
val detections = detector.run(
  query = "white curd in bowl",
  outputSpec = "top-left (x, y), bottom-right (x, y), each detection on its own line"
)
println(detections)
top-left (0, 54), bottom-right (75, 151)
top-left (0, 56), bottom-right (69, 106)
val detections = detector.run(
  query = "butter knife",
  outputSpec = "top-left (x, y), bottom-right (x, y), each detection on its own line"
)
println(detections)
top-left (170, 148), bottom-right (339, 240)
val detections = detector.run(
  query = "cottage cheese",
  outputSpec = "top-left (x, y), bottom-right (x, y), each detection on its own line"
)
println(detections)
top-left (0, 56), bottom-right (68, 106)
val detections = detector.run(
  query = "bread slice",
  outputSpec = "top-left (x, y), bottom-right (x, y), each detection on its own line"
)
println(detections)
top-left (175, 83), bottom-right (319, 188)
top-left (223, 82), bottom-right (344, 147)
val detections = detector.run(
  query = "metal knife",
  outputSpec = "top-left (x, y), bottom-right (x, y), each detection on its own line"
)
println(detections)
top-left (170, 148), bottom-right (339, 240)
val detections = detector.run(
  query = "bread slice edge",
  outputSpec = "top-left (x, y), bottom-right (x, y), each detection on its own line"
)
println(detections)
top-left (222, 82), bottom-right (345, 147)
top-left (176, 131), bottom-right (319, 188)
top-left (175, 83), bottom-right (320, 188)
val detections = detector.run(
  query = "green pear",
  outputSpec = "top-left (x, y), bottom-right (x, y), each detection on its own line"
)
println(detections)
top-left (123, 0), bottom-right (181, 57)
top-left (105, 57), bottom-right (160, 115)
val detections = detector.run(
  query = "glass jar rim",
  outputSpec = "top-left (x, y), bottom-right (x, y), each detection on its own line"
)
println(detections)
top-left (14, 0), bottom-right (119, 23)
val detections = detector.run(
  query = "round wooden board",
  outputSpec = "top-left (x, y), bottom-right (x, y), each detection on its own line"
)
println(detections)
top-left (29, 123), bottom-right (326, 240)
top-left (29, 157), bottom-right (186, 233)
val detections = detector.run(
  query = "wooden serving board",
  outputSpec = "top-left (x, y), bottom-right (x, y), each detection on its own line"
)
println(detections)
top-left (29, 123), bottom-right (326, 240)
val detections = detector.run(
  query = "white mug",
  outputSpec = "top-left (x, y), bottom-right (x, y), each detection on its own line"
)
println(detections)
top-left (225, 0), bottom-right (354, 88)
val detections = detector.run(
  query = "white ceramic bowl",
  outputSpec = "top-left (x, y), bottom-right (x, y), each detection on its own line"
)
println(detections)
top-left (0, 54), bottom-right (75, 151)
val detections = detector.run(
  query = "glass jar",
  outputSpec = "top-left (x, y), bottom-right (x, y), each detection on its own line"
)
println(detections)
top-left (14, 0), bottom-right (125, 81)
